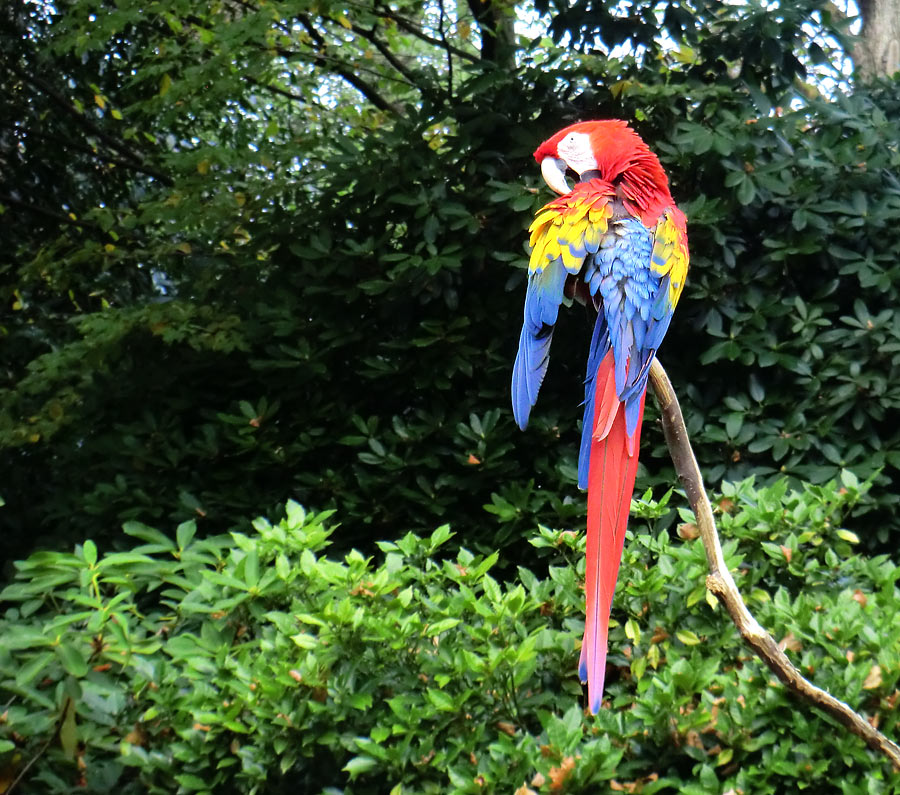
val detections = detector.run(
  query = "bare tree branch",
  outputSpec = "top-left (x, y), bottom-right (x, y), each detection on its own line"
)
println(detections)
top-left (296, 14), bottom-right (403, 115)
top-left (437, 0), bottom-right (453, 100)
top-left (6, 63), bottom-right (172, 186)
top-left (647, 358), bottom-right (900, 772)
top-left (16, 128), bottom-right (164, 179)
top-left (283, 41), bottom-right (418, 89)
top-left (245, 75), bottom-right (309, 104)
top-left (464, 0), bottom-right (516, 66)
top-left (0, 193), bottom-right (100, 229)
top-left (332, 16), bottom-right (425, 90)
top-left (374, 5), bottom-right (481, 63)
top-left (173, 3), bottom-right (408, 113)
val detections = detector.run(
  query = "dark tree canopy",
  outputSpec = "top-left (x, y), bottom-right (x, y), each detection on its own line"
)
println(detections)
top-left (1, 0), bottom-right (900, 566)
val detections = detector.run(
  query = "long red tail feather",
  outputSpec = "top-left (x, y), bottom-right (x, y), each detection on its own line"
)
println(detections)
top-left (579, 350), bottom-right (645, 713)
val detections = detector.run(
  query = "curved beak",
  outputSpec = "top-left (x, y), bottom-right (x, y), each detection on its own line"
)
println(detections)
top-left (540, 156), bottom-right (571, 195)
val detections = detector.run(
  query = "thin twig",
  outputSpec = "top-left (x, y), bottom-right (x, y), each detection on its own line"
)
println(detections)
top-left (284, 46), bottom-right (417, 90)
top-left (6, 697), bottom-right (75, 795)
top-left (647, 358), bottom-right (900, 771)
top-left (6, 63), bottom-right (172, 186)
top-left (244, 75), bottom-right (309, 104)
top-left (296, 14), bottom-right (403, 115)
top-left (0, 193), bottom-right (100, 229)
top-left (436, 0), bottom-right (453, 100)
top-left (374, 4), bottom-right (480, 63)
top-left (333, 17), bottom-right (424, 90)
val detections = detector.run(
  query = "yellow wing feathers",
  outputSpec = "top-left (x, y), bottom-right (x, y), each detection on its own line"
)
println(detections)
top-left (527, 187), bottom-right (688, 313)
top-left (649, 209), bottom-right (689, 309)
top-left (528, 194), bottom-right (613, 275)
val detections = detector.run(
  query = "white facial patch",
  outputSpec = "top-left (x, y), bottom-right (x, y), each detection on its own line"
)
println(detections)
top-left (556, 132), bottom-right (598, 176)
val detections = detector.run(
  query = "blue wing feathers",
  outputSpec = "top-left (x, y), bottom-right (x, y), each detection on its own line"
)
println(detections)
top-left (623, 393), bottom-right (644, 438)
top-left (632, 315), bottom-right (646, 354)
top-left (572, 215), bottom-right (677, 482)
top-left (651, 275), bottom-right (672, 320)
top-left (514, 196), bottom-right (681, 467)
top-left (511, 259), bottom-right (569, 430)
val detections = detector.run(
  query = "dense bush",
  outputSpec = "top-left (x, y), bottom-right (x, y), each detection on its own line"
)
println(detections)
top-left (2, 475), bottom-right (898, 793)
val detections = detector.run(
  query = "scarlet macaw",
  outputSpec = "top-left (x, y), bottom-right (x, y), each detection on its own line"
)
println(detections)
top-left (512, 120), bottom-right (689, 712)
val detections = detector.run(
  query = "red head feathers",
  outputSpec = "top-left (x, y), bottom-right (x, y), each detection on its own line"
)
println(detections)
top-left (533, 120), bottom-right (673, 221)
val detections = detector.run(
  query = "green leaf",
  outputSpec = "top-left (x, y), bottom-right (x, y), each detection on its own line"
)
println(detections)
top-left (15, 651), bottom-right (55, 687)
top-left (244, 546), bottom-right (259, 588)
top-left (82, 539), bottom-right (97, 567)
top-left (122, 522), bottom-right (175, 550)
top-left (482, 574), bottom-right (501, 605)
top-left (343, 756), bottom-right (379, 778)
top-left (429, 524), bottom-right (453, 549)
top-left (840, 469), bottom-right (859, 491)
top-left (1, 625), bottom-right (54, 650)
top-left (175, 773), bottom-right (208, 790)
top-left (177, 521), bottom-right (197, 550)
top-left (624, 618), bottom-right (641, 644)
top-left (737, 176), bottom-right (756, 205)
top-left (56, 642), bottom-right (88, 677)
top-left (275, 553), bottom-right (290, 580)
top-left (348, 692), bottom-right (373, 710)
top-left (59, 696), bottom-right (78, 759)
top-left (426, 618), bottom-right (460, 636)
top-left (426, 688), bottom-right (455, 711)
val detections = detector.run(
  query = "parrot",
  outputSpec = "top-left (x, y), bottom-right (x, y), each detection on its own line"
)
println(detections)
top-left (511, 120), bottom-right (689, 713)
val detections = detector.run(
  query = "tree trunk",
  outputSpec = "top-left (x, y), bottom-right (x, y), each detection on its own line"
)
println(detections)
top-left (854, 0), bottom-right (900, 79)
top-left (466, 0), bottom-right (516, 69)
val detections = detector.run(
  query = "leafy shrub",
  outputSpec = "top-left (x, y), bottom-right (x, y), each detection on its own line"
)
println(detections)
top-left (1, 475), bottom-right (898, 793)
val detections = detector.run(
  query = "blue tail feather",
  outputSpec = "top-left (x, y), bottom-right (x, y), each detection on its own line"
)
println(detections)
top-left (578, 313), bottom-right (609, 489)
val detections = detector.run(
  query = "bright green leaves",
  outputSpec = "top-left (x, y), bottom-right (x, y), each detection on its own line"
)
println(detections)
top-left (80, 539), bottom-right (97, 568)
top-left (14, 650), bottom-right (55, 688)
top-left (2, 481), bottom-right (898, 793)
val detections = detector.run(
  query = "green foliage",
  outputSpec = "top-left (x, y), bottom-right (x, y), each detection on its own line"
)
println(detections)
top-left (539, 0), bottom-right (852, 101)
top-left (660, 87), bottom-right (900, 500)
top-left (2, 477), bottom-right (899, 793)
top-left (3, 1), bottom-right (900, 561)
top-left (3, 4), bottom-right (899, 791)
top-left (2, 0), bottom-right (900, 563)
